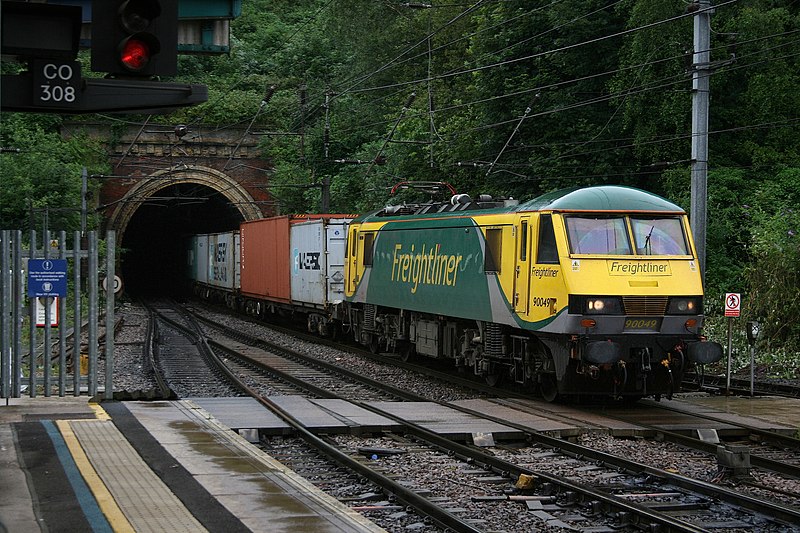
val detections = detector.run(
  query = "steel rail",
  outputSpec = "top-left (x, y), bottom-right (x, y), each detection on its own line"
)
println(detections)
top-left (485, 398), bottom-right (800, 527)
top-left (196, 313), bottom-right (712, 532)
top-left (190, 315), bottom-right (483, 532)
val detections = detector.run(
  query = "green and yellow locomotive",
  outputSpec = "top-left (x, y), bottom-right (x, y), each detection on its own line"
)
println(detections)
top-left (344, 185), bottom-right (722, 401)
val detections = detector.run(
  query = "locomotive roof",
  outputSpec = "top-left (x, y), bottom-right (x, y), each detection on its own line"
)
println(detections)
top-left (517, 185), bottom-right (685, 213)
top-left (355, 185), bottom-right (684, 223)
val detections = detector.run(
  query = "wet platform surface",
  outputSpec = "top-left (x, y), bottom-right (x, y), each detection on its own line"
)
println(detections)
top-left (185, 394), bottom-right (799, 442)
top-left (497, 397), bottom-right (651, 437)
top-left (365, 400), bottom-right (525, 440)
top-left (4, 392), bottom-right (795, 532)
top-left (481, 394), bottom-right (800, 438)
top-left (549, 393), bottom-right (799, 438)
top-left (0, 397), bottom-right (386, 533)
top-left (658, 393), bottom-right (800, 435)
top-left (190, 396), bottom-right (403, 436)
top-left (449, 398), bottom-right (581, 437)
top-left (125, 400), bottom-right (384, 532)
top-left (192, 396), bottom-right (529, 440)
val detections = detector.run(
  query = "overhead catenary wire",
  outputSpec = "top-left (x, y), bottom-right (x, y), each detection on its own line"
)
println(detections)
top-left (327, 3), bottom-right (787, 144)
top-left (304, 2), bottom-right (792, 177)
top-left (223, 84), bottom-right (277, 171)
top-left (343, 33), bottom-right (800, 170)
top-left (337, 0), bottom-right (738, 97)
top-left (363, 91), bottom-right (417, 180)
top-left (100, 0), bottom-right (721, 167)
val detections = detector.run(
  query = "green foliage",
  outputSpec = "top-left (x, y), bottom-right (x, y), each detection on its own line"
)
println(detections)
top-left (0, 115), bottom-right (107, 231)
top-left (743, 169), bottom-right (800, 348)
top-left (699, 167), bottom-right (800, 367)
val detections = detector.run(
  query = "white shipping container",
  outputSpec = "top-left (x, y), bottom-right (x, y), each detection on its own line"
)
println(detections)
top-left (290, 219), bottom-right (350, 307)
top-left (186, 236), bottom-right (198, 281)
top-left (195, 234), bottom-right (209, 285)
top-left (206, 232), bottom-right (240, 290)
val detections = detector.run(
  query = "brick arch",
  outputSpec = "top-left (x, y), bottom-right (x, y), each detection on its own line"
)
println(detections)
top-left (106, 165), bottom-right (263, 241)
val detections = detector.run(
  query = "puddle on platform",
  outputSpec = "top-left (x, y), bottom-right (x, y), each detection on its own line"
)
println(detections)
top-left (167, 419), bottom-right (319, 517)
top-left (689, 396), bottom-right (800, 428)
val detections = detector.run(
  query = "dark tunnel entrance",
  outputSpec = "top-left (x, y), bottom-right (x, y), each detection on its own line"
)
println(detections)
top-left (120, 183), bottom-right (244, 297)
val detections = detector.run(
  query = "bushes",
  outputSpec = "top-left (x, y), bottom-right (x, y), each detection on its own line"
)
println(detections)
top-left (702, 168), bottom-right (800, 376)
top-left (744, 169), bottom-right (800, 351)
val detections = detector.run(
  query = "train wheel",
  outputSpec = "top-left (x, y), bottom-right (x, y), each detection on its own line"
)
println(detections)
top-left (540, 373), bottom-right (559, 403)
top-left (368, 334), bottom-right (380, 354)
top-left (399, 342), bottom-right (415, 362)
top-left (485, 368), bottom-right (503, 387)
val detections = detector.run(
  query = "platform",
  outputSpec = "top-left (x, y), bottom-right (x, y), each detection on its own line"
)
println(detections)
top-left (655, 393), bottom-right (800, 436)
top-left (450, 398), bottom-right (582, 438)
top-left (0, 396), bottom-right (386, 533)
top-left (365, 400), bottom-right (525, 440)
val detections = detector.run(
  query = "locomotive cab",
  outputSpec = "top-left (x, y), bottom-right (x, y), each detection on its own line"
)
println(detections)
top-left (528, 188), bottom-right (723, 399)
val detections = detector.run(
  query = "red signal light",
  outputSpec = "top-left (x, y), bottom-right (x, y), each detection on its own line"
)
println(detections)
top-left (120, 38), bottom-right (151, 71)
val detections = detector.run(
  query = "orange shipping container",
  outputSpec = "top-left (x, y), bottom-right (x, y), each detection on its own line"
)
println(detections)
top-left (240, 216), bottom-right (291, 302)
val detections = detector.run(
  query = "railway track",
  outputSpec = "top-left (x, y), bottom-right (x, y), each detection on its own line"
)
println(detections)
top-left (633, 398), bottom-right (800, 478)
top-left (142, 299), bottom-right (243, 398)
top-left (177, 302), bottom-right (800, 532)
top-left (138, 300), bottom-right (474, 531)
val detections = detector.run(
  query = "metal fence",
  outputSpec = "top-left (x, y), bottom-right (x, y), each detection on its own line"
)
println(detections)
top-left (1, 229), bottom-right (115, 400)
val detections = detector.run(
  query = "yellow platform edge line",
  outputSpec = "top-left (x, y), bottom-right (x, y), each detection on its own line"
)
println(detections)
top-left (89, 402), bottom-right (112, 421)
top-left (56, 419), bottom-right (135, 533)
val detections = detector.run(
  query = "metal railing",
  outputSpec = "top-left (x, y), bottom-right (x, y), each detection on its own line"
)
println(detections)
top-left (1, 229), bottom-right (115, 400)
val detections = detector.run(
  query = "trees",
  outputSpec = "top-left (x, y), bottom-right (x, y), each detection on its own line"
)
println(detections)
top-left (0, 114), bottom-right (106, 232)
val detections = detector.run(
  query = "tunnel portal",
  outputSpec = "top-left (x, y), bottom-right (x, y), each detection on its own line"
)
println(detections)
top-left (106, 165), bottom-right (267, 297)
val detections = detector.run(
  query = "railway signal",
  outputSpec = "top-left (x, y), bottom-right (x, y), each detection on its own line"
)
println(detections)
top-left (91, 0), bottom-right (178, 77)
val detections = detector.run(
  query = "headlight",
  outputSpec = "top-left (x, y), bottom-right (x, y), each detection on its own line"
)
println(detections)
top-left (583, 296), bottom-right (623, 315)
top-left (668, 297), bottom-right (701, 315)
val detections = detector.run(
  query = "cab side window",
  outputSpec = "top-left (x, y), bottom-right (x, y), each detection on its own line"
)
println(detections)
top-left (484, 228), bottom-right (502, 273)
top-left (362, 232), bottom-right (374, 267)
top-left (536, 215), bottom-right (559, 264)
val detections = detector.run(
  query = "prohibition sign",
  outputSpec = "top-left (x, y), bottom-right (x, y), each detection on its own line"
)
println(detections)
top-left (724, 293), bottom-right (741, 317)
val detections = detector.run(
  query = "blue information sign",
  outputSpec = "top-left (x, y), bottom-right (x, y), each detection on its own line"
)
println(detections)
top-left (27, 259), bottom-right (68, 297)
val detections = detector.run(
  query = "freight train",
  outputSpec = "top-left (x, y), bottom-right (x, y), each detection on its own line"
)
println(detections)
top-left (186, 185), bottom-right (723, 401)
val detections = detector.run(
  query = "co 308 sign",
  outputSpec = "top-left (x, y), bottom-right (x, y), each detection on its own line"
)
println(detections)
top-left (32, 59), bottom-right (81, 107)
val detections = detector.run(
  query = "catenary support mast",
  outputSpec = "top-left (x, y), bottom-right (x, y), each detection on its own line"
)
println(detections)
top-left (690, 0), bottom-right (712, 282)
